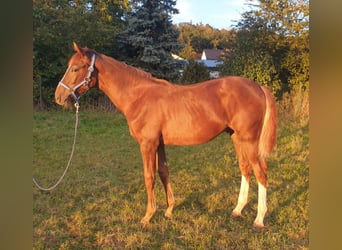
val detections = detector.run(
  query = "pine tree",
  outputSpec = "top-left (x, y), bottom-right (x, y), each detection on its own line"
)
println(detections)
top-left (118, 0), bottom-right (183, 81)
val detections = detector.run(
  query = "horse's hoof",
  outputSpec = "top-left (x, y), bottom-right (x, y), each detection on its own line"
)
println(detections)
top-left (252, 222), bottom-right (265, 231)
top-left (230, 211), bottom-right (242, 218)
top-left (164, 211), bottom-right (172, 219)
top-left (140, 221), bottom-right (149, 228)
top-left (140, 217), bottom-right (150, 227)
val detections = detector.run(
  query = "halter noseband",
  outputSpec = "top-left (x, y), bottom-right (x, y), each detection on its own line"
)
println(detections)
top-left (58, 53), bottom-right (96, 102)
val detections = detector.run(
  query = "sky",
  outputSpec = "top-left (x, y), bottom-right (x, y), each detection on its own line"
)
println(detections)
top-left (172, 0), bottom-right (255, 30)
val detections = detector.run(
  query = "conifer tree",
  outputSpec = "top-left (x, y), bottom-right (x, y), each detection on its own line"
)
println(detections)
top-left (118, 0), bottom-right (183, 81)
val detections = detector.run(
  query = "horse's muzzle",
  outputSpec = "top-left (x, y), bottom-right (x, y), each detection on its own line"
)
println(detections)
top-left (55, 92), bottom-right (74, 109)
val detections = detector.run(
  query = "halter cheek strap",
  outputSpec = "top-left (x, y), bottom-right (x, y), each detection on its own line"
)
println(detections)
top-left (58, 53), bottom-right (96, 101)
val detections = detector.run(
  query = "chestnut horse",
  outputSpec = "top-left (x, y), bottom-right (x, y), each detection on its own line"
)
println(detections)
top-left (55, 43), bottom-right (277, 228)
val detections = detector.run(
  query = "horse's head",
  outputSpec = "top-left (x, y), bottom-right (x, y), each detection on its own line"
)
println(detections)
top-left (55, 42), bottom-right (98, 108)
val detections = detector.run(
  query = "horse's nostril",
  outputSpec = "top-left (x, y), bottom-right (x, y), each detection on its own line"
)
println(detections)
top-left (55, 95), bottom-right (62, 104)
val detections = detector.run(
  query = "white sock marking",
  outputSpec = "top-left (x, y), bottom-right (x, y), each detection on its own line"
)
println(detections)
top-left (254, 182), bottom-right (267, 227)
top-left (233, 175), bottom-right (250, 215)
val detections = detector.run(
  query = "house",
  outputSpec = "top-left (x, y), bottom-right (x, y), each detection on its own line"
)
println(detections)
top-left (201, 49), bottom-right (223, 60)
top-left (171, 53), bottom-right (189, 76)
top-left (197, 49), bottom-right (225, 79)
top-left (172, 49), bottom-right (227, 79)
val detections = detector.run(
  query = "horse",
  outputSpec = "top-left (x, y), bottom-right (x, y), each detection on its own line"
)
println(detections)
top-left (55, 43), bottom-right (277, 229)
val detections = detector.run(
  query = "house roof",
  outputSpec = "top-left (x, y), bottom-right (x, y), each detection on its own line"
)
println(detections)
top-left (201, 49), bottom-right (223, 60)
top-left (171, 53), bottom-right (186, 60)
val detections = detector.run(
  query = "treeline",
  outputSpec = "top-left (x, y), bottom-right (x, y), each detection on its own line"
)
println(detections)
top-left (177, 23), bottom-right (232, 59)
top-left (33, 0), bottom-right (309, 109)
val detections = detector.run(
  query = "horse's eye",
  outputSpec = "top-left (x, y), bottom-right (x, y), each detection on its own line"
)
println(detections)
top-left (71, 67), bottom-right (79, 73)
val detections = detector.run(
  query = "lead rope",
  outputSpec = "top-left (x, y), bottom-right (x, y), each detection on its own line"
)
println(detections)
top-left (33, 102), bottom-right (80, 191)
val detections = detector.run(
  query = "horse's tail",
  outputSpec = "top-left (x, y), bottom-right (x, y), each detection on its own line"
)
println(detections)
top-left (258, 86), bottom-right (277, 158)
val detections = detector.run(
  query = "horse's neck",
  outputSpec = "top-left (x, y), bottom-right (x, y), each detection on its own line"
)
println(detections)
top-left (96, 55), bottom-right (147, 114)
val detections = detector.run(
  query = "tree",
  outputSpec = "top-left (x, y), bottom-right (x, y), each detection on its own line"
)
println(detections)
top-left (33, 0), bottom-right (129, 108)
top-left (179, 41), bottom-right (196, 59)
top-left (180, 59), bottom-right (210, 84)
top-left (118, 0), bottom-right (183, 81)
top-left (177, 23), bottom-right (231, 59)
top-left (221, 20), bottom-right (283, 95)
top-left (221, 0), bottom-right (309, 97)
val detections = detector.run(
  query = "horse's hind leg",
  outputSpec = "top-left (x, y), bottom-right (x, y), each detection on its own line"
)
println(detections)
top-left (252, 155), bottom-right (268, 229)
top-left (231, 135), bottom-right (252, 217)
top-left (231, 135), bottom-right (268, 228)
top-left (157, 142), bottom-right (175, 219)
top-left (245, 141), bottom-right (268, 229)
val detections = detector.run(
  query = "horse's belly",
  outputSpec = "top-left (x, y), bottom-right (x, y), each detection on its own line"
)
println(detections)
top-left (162, 120), bottom-right (226, 146)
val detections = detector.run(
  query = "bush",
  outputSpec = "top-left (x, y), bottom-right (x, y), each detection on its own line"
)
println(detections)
top-left (179, 59), bottom-right (210, 84)
top-left (278, 88), bottom-right (309, 128)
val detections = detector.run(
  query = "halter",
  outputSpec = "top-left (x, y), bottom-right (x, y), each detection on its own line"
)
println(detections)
top-left (58, 53), bottom-right (96, 101)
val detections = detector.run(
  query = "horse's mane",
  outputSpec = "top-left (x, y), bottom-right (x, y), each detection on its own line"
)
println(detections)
top-left (83, 47), bottom-right (173, 87)
top-left (119, 60), bottom-right (173, 87)
top-left (121, 61), bottom-right (153, 79)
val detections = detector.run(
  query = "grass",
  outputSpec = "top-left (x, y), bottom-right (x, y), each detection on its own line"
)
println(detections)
top-left (33, 107), bottom-right (309, 249)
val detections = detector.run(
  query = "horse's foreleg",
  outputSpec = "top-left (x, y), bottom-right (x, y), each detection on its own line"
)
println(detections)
top-left (140, 142), bottom-right (158, 226)
top-left (157, 142), bottom-right (175, 219)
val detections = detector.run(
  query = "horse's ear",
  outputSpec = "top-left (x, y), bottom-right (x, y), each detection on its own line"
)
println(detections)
top-left (73, 42), bottom-right (84, 55)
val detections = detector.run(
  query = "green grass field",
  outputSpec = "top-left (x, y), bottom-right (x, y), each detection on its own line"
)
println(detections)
top-left (33, 108), bottom-right (308, 249)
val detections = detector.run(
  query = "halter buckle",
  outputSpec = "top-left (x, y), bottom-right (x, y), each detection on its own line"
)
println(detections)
top-left (74, 101), bottom-right (80, 113)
